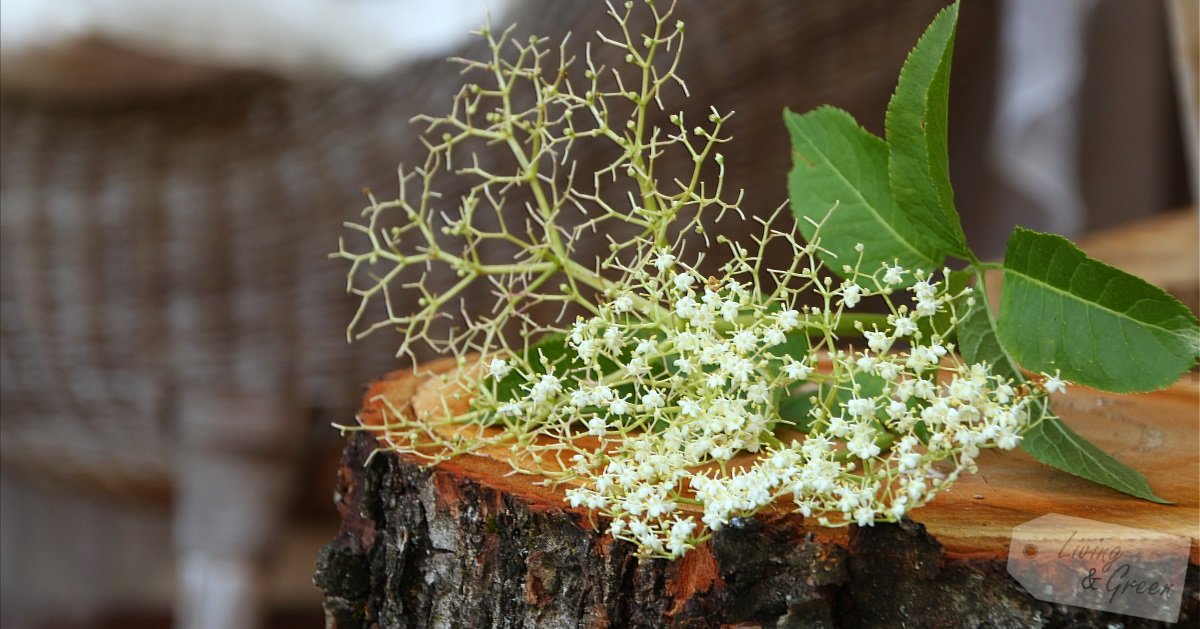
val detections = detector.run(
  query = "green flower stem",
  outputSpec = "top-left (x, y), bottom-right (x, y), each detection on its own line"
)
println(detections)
top-left (722, 312), bottom-right (889, 337)
top-left (972, 267), bottom-right (1025, 384)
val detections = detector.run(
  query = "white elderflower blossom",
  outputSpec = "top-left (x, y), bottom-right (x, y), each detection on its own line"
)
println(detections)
top-left (845, 397), bottom-right (876, 418)
top-left (882, 263), bottom-right (906, 286)
top-left (890, 313), bottom-right (918, 337)
top-left (641, 389), bottom-right (666, 410)
top-left (839, 281), bottom-right (863, 308)
top-left (465, 259), bottom-right (1057, 557)
top-left (777, 309), bottom-right (801, 330)
top-left (1042, 371), bottom-right (1068, 394)
top-left (586, 417), bottom-right (607, 436)
top-left (674, 273), bottom-right (696, 291)
top-left (488, 358), bottom-right (512, 379)
top-left (864, 329), bottom-right (891, 353)
top-left (784, 360), bottom-right (814, 380)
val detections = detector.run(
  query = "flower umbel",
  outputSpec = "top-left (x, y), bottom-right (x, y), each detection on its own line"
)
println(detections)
top-left (336, 1), bottom-right (1060, 559)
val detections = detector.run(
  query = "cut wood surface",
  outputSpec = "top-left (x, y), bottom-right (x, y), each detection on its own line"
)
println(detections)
top-left (358, 364), bottom-right (1200, 562)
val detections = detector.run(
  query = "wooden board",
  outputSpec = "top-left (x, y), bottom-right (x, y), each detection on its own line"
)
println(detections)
top-left (356, 365), bottom-right (1200, 563)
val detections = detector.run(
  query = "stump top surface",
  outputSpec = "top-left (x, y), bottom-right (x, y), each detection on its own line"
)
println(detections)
top-left (358, 364), bottom-right (1199, 564)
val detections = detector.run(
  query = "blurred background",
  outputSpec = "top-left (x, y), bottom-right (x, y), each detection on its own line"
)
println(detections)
top-left (0, 1), bottom-right (1195, 627)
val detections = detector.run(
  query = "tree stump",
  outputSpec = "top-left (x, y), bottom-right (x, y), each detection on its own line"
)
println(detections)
top-left (314, 359), bottom-right (1199, 628)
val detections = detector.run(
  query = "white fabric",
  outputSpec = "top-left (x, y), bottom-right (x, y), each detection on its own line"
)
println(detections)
top-left (990, 0), bottom-right (1099, 236)
top-left (1165, 0), bottom-right (1198, 198)
top-left (0, 0), bottom-right (514, 77)
top-left (179, 554), bottom-right (261, 629)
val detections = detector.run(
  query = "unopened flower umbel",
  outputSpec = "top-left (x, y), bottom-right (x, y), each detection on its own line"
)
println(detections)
top-left (337, 1), bottom-right (1065, 559)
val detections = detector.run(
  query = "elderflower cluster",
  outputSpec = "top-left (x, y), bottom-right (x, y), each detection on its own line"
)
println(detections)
top-left (336, 0), bottom-right (1062, 559)
top-left (523, 248), bottom-right (1050, 557)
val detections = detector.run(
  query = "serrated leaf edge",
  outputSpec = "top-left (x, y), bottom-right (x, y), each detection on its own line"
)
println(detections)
top-left (785, 106), bottom-right (942, 271)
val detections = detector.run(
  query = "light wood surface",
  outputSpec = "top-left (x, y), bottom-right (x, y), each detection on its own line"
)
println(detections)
top-left (359, 365), bottom-right (1199, 563)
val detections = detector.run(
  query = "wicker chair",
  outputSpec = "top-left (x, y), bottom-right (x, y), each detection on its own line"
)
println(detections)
top-left (0, 1), bottom-right (984, 625)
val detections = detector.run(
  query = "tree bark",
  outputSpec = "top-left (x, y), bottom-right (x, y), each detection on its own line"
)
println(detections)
top-left (314, 368), bottom-right (1199, 628)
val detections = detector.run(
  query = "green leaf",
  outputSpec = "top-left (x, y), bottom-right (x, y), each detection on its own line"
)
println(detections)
top-left (764, 331), bottom-right (813, 433)
top-left (838, 371), bottom-right (888, 405)
top-left (952, 279), bottom-right (1167, 503)
top-left (786, 106), bottom-right (943, 279)
top-left (765, 331), bottom-right (809, 375)
top-left (998, 227), bottom-right (1200, 392)
top-left (774, 375), bottom-right (884, 433)
top-left (777, 392), bottom-right (816, 431)
top-left (768, 331), bottom-right (809, 359)
top-left (884, 1), bottom-right (971, 259)
top-left (489, 332), bottom-right (576, 403)
top-left (956, 284), bottom-right (1021, 381)
top-left (1021, 409), bottom-right (1171, 504)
